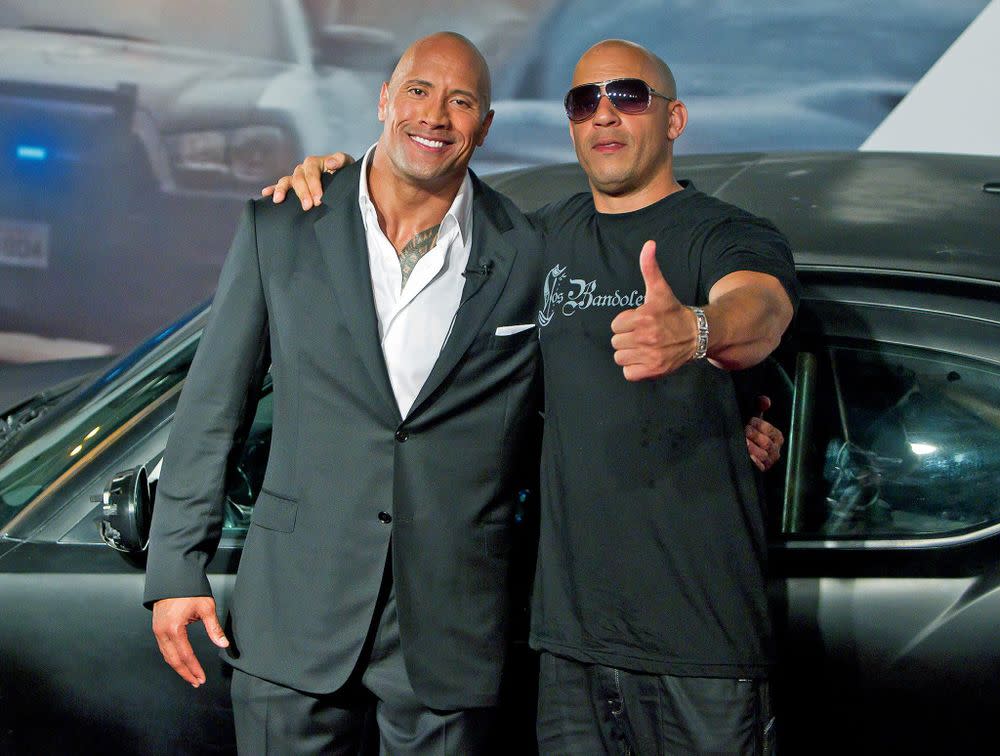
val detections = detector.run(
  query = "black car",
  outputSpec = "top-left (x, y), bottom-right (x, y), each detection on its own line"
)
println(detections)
top-left (2, 151), bottom-right (1000, 754)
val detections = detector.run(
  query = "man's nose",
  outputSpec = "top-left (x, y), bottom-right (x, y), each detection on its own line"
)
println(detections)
top-left (592, 94), bottom-right (621, 126)
top-left (420, 96), bottom-right (450, 128)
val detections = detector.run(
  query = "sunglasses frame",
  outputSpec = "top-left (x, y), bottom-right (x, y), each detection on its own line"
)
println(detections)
top-left (564, 77), bottom-right (675, 122)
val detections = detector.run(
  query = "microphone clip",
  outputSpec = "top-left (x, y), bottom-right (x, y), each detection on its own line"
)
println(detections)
top-left (463, 260), bottom-right (494, 278)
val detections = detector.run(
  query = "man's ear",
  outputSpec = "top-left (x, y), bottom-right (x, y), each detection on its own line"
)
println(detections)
top-left (475, 110), bottom-right (495, 147)
top-left (667, 100), bottom-right (688, 141)
top-left (377, 82), bottom-right (389, 123)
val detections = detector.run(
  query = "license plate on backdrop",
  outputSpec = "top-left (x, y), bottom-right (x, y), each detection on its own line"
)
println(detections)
top-left (0, 219), bottom-right (50, 269)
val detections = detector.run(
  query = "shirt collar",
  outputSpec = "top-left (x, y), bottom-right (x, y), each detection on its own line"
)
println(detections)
top-left (358, 143), bottom-right (473, 246)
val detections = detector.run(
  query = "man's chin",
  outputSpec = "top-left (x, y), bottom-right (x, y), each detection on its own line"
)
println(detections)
top-left (586, 171), bottom-right (635, 198)
top-left (396, 156), bottom-right (469, 186)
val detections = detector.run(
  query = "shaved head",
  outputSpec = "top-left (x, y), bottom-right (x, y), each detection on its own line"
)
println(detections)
top-left (372, 31), bottom-right (495, 195)
top-left (568, 38), bottom-right (687, 212)
top-left (389, 32), bottom-right (492, 115)
top-left (573, 39), bottom-right (676, 98)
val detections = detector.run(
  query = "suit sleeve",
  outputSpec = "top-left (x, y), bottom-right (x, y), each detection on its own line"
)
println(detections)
top-left (143, 200), bottom-right (270, 608)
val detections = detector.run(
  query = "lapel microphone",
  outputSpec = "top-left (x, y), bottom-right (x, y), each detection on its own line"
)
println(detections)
top-left (463, 260), bottom-right (494, 278)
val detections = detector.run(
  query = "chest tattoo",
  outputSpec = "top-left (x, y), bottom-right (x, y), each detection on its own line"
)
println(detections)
top-left (398, 223), bottom-right (442, 289)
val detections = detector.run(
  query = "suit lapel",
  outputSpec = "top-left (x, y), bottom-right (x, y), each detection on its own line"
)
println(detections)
top-left (407, 174), bottom-right (519, 418)
top-left (313, 162), bottom-right (399, 418)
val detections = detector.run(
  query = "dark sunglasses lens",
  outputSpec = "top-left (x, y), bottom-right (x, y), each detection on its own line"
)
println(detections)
top-left (565, 84), bottom-right (601, 121)
top-left (605, 78), bottom-right (651, 114)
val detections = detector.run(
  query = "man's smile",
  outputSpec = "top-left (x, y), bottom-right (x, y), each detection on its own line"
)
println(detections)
top-left (409, 134), bottom-right (452, 151)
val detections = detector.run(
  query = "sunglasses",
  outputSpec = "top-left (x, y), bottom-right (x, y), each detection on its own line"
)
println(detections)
top-left (564, 78), bottom-right (674, 122)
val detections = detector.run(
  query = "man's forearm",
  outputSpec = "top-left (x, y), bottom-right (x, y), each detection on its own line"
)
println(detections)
top-left (703, 275), bottom-right (793, 371)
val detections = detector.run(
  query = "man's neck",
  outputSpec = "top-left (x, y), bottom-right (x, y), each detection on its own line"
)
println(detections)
top-left (591, 174), bottom-right (685, 214)
top-left (367, 149), bottom-right (465, 253)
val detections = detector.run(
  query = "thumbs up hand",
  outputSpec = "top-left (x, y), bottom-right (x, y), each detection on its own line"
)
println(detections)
top-left (610, 240), bottom-right (699, 381)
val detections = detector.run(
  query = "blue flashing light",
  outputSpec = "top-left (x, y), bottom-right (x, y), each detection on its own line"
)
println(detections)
top-left (16, 145), bottom-right (48, 161)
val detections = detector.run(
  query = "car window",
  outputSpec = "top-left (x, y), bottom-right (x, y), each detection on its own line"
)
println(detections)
top-left (782, 343), bottom-right (1000, 539)
top-left (0, 320), bottom-right (202, 522)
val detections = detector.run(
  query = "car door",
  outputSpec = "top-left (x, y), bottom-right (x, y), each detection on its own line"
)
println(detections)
top-left (770, 273), bottom-right (1000, 753)
top-left (0, 322), bottom-right (276, 755)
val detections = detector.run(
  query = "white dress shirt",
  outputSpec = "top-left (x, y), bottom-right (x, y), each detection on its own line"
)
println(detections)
top-left (358, 146), bottom-right (474, 418)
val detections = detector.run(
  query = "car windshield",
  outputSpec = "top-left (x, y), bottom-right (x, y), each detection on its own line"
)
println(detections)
top-left (0, 313), bottom-right (204, 526)
top-left (0, 0), bottom-right (294, 62)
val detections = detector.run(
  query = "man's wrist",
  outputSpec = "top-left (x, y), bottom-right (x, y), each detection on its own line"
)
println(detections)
top-left (688, 306), bottom-right (709, 360)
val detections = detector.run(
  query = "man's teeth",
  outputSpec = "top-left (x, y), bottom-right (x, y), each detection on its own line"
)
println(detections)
top-left (412, 135), bottom-right (446, 148)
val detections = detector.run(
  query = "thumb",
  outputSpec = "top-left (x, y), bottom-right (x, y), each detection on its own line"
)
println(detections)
top-left (638, 240), bottom-right (669, 300)
top-left (200, 604), bottom-right (230, 648)
top-left (324, 152), bottom-right (355, 172)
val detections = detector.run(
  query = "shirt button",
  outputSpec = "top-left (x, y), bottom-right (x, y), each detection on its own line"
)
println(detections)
top-left (377, 511), bottom-right (392, 524)
top-left (394, 429), bottom-right (408, 442)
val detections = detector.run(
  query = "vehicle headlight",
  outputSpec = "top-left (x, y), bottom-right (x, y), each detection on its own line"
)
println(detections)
top-left (166, 124), bottom-right (299, 192)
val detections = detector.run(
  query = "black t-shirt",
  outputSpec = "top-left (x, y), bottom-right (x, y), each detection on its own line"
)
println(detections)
top-left (527, 184), bottom-right (798, 678)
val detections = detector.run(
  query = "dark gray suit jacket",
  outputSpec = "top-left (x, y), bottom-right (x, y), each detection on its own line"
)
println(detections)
top-left (144, 161), bottom-right (544, 709)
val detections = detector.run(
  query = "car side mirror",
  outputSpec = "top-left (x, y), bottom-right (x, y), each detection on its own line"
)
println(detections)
top-left (98, 465), bottom-right (152, 557)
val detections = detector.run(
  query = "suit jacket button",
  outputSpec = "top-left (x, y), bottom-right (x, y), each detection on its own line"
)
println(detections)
top-left (394, 429), bottom-right (408, 442)
top-left (377, 511), bottom-right (392, 524)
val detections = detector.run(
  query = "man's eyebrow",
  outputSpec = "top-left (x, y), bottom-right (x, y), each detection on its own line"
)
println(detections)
top-left (402, 79), bottom-right (480, 104)
top-left (448, 88), bottom-right (480, 103)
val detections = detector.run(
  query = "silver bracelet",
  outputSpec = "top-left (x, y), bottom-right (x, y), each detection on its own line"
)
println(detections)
top-left (688, 306), bottom-right (709, 360)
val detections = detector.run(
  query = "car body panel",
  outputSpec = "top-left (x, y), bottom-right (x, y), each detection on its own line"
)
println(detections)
top-left (0, 539), bottom-right (238, 755)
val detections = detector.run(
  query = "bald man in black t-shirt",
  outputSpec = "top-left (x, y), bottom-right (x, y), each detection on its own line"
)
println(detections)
top-left (520, 42), bottom-right (796, 755)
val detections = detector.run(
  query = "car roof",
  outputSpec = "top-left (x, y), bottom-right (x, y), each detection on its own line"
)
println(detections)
top-left (485, 151), bottom-right (1000, 286)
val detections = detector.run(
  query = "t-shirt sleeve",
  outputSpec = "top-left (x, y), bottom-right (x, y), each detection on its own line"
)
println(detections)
top-left (698, 215), bottom-right (800, 311)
